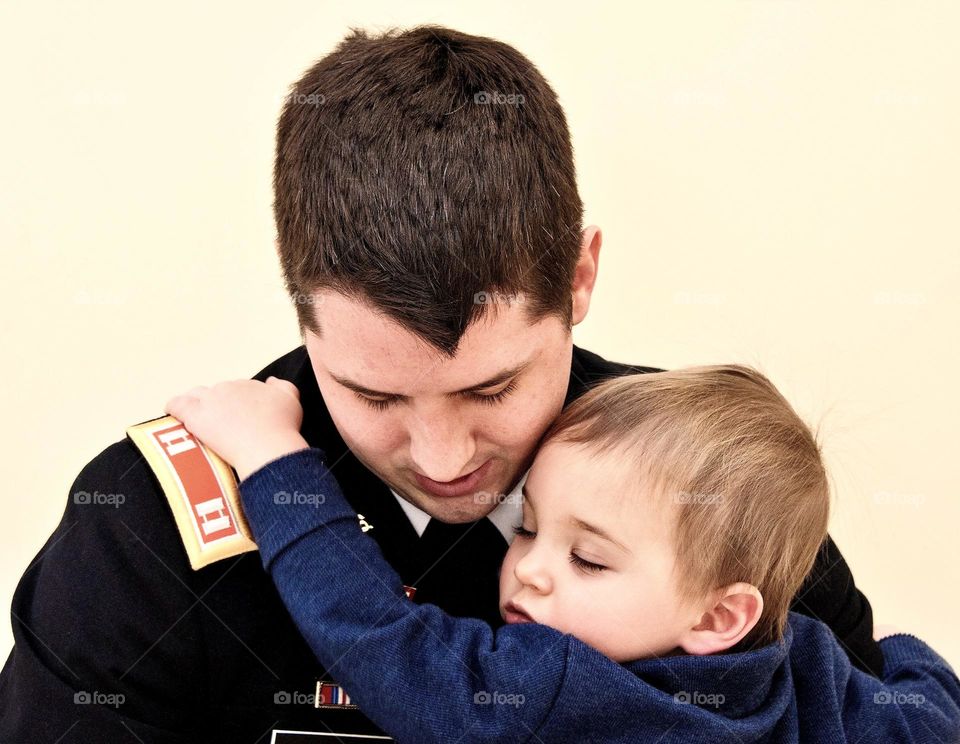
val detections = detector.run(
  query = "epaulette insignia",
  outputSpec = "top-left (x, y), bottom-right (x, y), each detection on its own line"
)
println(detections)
top-left (126, 415), bottom-right (258, 570)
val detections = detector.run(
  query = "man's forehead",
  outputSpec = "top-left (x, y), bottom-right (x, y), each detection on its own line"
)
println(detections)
top-left (313, 289), bottom-right (543, 341)
top-left (307, 289), bottom-right (558, 393)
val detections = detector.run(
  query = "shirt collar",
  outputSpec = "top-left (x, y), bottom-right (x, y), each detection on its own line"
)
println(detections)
top-left (391, 468), bottom-right (528, 544)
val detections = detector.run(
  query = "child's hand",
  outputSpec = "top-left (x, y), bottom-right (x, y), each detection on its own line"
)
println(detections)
top-left (164, 376), bottom-right (310, 482)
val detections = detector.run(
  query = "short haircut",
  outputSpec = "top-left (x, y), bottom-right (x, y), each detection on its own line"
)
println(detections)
top-left (273, 25), bottom-right (585, 356)
top-left (543, 365), bottom-right (830, 648)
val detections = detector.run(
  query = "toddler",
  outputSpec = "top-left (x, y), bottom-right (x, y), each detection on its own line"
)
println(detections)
top-left (166, 364), bottom-right (960, 743)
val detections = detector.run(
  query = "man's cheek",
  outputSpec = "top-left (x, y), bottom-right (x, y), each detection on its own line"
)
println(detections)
top-left (487, 401), bottom-right (548, 447)
top-left (345, 424), bottom-right (396, 460)
top-left (328, 397), bottom-right (393, 450)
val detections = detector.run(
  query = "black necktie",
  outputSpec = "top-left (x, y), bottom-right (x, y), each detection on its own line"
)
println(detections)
top-left (413, 517), bottom-right (508, 629)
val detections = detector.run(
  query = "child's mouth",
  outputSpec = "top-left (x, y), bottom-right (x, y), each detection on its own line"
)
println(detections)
top-left (503, 601), bottom-right (534, 624)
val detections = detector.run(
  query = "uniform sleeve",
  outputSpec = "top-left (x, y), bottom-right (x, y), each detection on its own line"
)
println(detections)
top-left (789, 533), bottom-right (885, 677)
top-left (0, 440), bottom-right (207, 743)
top-left (239, 447), bottom-right (570, 744)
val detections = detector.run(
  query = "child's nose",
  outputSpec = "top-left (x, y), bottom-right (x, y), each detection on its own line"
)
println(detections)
top-left (513, 549), bottom-right (553, 594)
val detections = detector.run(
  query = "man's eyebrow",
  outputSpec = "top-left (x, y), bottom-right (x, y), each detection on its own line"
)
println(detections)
top-left (521, 484), bottom-right (631, 554)
top-left (330, 360), bottom-right (531, 399)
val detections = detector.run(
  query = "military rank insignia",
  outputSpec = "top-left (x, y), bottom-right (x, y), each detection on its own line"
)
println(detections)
top-left (126, 415), bottom-right (258, 570)
top-left (314, 680), bottom-right (357, 709)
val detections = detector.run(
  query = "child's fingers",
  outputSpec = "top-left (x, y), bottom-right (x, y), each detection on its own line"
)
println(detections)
top-left (164, 395), bottom-right (191, 417)
top-left (265, 376), bottom-right (300, 400)
top-left (163, 388), bottom-right (207, 418)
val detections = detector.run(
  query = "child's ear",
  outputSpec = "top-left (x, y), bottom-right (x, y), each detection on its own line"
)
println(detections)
top-left (677, 583), bottom-right (763, 656)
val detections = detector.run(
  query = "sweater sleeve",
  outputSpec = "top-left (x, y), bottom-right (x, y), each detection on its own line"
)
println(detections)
top-left (238, 447), bottom-right (569, 744)
top-left (855, 633), bottom-right (960, 741)
top-left (802, 617), bottom-right (960, 742)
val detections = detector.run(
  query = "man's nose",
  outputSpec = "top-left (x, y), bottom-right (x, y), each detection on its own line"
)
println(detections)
top-left (407, 408), bottom-right (477, 482)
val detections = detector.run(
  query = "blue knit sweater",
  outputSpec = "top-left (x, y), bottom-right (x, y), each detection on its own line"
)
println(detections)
top-left (238, 447), bottom-right (960, 743)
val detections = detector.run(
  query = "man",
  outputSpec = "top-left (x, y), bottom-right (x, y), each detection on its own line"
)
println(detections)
top-left (0, 25), bottom-right (882, 743)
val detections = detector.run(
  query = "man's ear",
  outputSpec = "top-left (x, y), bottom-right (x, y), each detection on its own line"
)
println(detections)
top-left (571, 225), bottom-right (602, 326)
top-left (677, 583), bottom-right (764, 656)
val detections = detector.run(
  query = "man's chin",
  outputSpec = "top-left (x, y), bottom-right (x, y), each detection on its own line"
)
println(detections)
top-left (396, 469), bottom-right (517, 523)
top-left (406, 488), bottom-right (500, 524)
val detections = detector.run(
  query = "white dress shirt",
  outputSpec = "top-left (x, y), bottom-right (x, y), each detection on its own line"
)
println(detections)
top-left (390, 469), bottom-right (528, 545)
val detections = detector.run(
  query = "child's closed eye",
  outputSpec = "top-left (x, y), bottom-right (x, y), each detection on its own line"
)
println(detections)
top-left (511, 525), bottom-right (608, 574)
top-left (569, 553), bottom-right (607, 573)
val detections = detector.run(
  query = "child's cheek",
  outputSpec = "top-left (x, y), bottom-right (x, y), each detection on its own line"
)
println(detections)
top-left (499, 546), bottom-right (520, 590)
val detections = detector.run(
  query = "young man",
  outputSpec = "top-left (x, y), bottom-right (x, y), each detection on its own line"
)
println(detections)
top-left (0, 25), bottom-right (882, 743)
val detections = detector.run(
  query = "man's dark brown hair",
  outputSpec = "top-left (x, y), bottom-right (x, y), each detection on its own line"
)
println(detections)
top-left (273, 25), bottom-right (584, 356)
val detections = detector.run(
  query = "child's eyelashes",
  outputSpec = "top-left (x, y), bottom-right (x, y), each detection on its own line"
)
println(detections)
top-left (510, 525), bottom-right (609, 574)
top-left (568, 553), bottom-right (607, 573)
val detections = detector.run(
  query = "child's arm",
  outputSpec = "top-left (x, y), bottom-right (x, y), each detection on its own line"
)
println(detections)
top-left (795, 614), bottom-right (960, 741)
top-left (858, 634), bottom-right (960, 741)
top-left (239, 447), bottom-right (570, 744)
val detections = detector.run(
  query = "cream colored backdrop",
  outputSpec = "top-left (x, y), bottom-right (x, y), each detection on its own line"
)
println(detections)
top-left (2, 1), bottom-right (958, 673)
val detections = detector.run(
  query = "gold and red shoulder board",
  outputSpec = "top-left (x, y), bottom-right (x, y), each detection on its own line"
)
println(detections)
top-left (126, 415), bottom-right (257, 570)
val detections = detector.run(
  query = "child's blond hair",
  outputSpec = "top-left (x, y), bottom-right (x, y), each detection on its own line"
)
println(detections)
top-left (542, 364), bottom-right (830, 648)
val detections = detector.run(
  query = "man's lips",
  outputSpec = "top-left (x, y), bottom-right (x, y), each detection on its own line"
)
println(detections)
top-left (503, 601), bottom-right (534, 625)
top-left (414, 459), bottom-right (493, 498)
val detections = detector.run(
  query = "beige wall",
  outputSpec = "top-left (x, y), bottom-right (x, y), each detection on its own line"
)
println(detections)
top-left (2, 0), bottom-right (957, 675)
